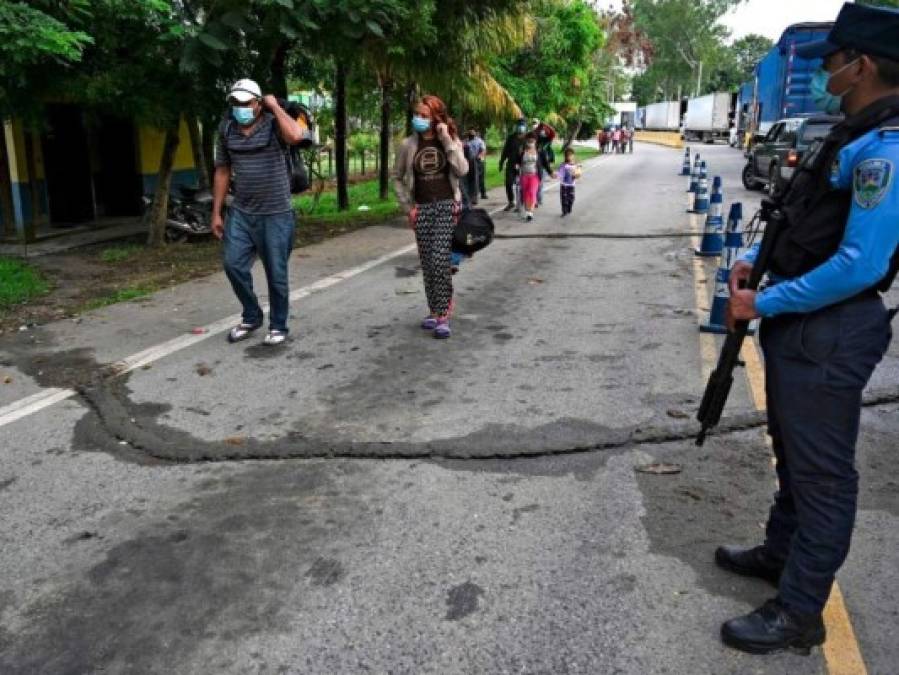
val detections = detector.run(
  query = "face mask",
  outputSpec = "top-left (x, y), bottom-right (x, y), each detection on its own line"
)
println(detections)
top-left (412, 115), bottom-right (431, 133)
top-left (468, 133), bottom-right (476, 139)
top-left (232, 106), bottom-right (256, 126)
top-left (811, 59), bottom-right (859, 115)
top-left (527, 142), bottom-right (536, 150)
top-left (517, 125), bottom-right (526, 134)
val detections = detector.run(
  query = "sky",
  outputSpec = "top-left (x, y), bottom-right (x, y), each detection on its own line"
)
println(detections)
top-left (598, 0), bottom-right (847, 42)
top-left (721, 0), bottom-right (846, 41)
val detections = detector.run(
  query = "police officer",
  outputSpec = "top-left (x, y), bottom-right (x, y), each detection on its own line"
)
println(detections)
top-left (718, 3), bottom-right (899, 655)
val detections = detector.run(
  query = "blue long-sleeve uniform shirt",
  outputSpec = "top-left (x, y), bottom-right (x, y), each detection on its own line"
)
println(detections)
top-left (740, 125), bottom-right (899, 317)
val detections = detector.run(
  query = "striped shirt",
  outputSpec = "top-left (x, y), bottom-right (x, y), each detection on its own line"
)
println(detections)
top-left (215, 113), bottom-right (291, 214)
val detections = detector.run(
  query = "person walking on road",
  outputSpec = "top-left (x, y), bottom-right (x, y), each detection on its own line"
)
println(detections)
top-left (212, 78), bottom-right (304, 346)
top-left (624, 126), bottom-right (634, 153)
top-left (393, 95), bottom-right (468, 339)
top-left (516, 133), bottom-right (553, 222)
top-left (611, 126), bottom-right (622, 154)
top-left (468, 128), bottom-right (489, 199)
top-left (557, 147), bottom-right (579, 217)
top-left (718, 2), bottom-right (899, 655)
top-left (461, 131), bottom-right (480, 208)
top-left (499, 118), bottom-right (528, 211)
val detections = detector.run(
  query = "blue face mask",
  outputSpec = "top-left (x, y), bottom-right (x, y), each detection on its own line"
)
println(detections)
top-left (810, 59), bottom-right (858, 115)
top-left (412, 115), bottom-right (431, 133)
top-left (232, 106), bottom-right (256, 126)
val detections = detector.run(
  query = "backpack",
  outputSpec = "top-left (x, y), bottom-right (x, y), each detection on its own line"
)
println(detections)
top-left (452, 208), bottom-right (494, 256)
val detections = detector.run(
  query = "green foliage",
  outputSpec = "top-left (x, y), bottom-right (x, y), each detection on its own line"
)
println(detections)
top-left (83, 285), bottom-right (154, 310)
top-left (0, 257), bottom-right (49, 309)
top-left (494, 0), bottom-right (605, 121)
top-left (856, 0), bottom-right (899, 6)
top-left (99, 244), bottom-right (143, 264)
top-left (630, 0), bottom-right (744, 103)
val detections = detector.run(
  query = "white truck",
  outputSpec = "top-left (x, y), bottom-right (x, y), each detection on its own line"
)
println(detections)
top-left (643, 101), bottom-right (680, 131)
top-left (684, 92), bottom-right (732, 143)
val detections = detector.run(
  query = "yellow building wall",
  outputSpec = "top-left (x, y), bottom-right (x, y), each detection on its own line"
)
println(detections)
top-left (137, 117), bottom-right (196, 174)
top-left (4, 119), bottom-right (46, 183)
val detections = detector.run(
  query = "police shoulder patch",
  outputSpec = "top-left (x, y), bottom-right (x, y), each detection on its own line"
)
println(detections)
top-left (853, 158), bottom-right (893, 209)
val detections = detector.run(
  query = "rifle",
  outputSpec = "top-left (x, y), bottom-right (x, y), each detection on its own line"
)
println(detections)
top-left (695, 199), bottom-right (784, 446)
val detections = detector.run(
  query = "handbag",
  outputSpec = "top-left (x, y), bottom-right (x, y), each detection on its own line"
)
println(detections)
top-left (452, 208), bottom-right (494, 255)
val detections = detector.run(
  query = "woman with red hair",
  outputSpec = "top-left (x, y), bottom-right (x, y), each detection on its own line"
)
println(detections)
top-left (393, 95), bottom-right (469, 339)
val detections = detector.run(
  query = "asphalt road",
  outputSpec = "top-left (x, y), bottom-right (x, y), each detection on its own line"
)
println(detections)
top-left (1, 142), bottom-right (897, 674)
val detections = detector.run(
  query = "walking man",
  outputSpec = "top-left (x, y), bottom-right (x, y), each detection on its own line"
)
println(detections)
top-left (468, 128), bottom-right (488, 199)
top-left (499, 118), bottom-right (528, 211)
top-left (212, 78), bottom-right (304, 346)
top-left (719, 2), bottom-right (899, 654)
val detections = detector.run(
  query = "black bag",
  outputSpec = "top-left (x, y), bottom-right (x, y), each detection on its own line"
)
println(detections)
top-left (285, 145), bottom-right (310, 194)
top-left (452, 208), bottom-right (494, 255)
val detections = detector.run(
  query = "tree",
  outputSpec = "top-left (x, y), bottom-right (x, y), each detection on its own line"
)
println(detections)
top-left (731, 34), bottom-right (773, 80)
top-left (493, 0), bottom-right (604, 126)
top-left (631, 0), bottom-right (744, 101)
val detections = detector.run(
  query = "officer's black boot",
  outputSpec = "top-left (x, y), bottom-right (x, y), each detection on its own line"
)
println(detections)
top-left (715, 545), bottom-right (784, 586)
top-left (721, 598), bottom-right (825, 655)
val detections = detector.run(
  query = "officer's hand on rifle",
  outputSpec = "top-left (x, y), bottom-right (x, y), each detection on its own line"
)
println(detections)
top-left (726, 289), bottom-right (759, 332)
top-left (729, 261), bottom-right (752, 295)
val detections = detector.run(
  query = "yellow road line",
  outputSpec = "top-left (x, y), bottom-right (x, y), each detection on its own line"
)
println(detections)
top-left (688, 229), bottom-right (867, 673)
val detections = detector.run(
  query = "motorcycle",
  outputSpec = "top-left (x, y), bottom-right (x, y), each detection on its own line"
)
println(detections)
top-left (142, 185), bottom-right (231, 243)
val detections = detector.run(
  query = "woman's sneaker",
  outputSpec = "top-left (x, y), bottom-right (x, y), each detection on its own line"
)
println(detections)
top-left (263, 329), bottom-right (287, 346)
top-left (433, 318), bottom-right (451, 339)
top-left (421, 316), bottom-right (438, 330)
top-left (227, 322), bottom-right (261, 343)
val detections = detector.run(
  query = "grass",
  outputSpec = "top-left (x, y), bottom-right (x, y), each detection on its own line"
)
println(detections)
top-left (82, 284), bottom-right (155, 311)
top-left (0, 257), bottom-right (50, 309)
top-left (99, 244), bottom-right (143, 264)
top-left (293, 178), bottom-right (401, 226)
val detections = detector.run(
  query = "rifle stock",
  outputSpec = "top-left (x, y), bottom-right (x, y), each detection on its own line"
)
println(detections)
top-left (695, 202), bottom-right (783, 446)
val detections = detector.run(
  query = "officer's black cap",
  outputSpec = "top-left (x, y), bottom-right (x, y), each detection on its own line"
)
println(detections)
top-left (796, 2), bottom-right (899, 62)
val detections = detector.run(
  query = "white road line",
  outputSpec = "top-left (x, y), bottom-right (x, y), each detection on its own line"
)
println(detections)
top-left (0, 151), bottom-right (607, 430)
top-left (0, 388), bottom-right (75, 428)
top-left (0, 243), bottom-right (418, 429)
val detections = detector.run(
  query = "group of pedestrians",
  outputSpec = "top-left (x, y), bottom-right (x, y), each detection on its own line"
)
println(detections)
top-left (597, 126), bottom-right (633, 154)
top-left (214, 81), bottom-right (580, 343)
top-left (394, 106), bottom-right (585, 340)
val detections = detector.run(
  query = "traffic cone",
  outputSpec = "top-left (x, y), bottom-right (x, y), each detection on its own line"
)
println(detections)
top-left (699, 262), bottom-right (731, 334)
top-left (695, 176), bottom-right (724, 256)
top-left (680, 147), bottom-right (691, 175)
top-left (700, 202), bottom-right (754, 334)
top-left (687, 155), bottom-right (700, 193)
top-left (689, 162), bottom-right (709, 214)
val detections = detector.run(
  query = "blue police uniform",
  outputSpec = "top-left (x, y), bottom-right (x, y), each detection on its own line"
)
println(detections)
top-left (715, 1), bottom-right (899, 654)
top-left (737, 122), bottom-right (899, 616)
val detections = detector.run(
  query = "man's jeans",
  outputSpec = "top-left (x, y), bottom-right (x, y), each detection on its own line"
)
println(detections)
top-left (222, 208), bottom-right (295, 332)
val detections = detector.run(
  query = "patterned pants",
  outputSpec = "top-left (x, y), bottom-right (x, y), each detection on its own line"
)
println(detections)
top-left (560, 185), bottom-right (575, 214)
top-left (414, 199), bottom-right (455, 316)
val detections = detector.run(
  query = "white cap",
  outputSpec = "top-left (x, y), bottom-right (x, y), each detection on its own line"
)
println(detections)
top-left (227, 78), bottom-right (261, 103)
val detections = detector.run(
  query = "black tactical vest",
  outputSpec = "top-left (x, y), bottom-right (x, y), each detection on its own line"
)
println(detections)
top-left (770, 96), bottom-right (899, 292)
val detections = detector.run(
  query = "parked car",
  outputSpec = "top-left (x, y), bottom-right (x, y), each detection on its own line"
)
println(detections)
top-left (742, 115), bottom-right (842, 196)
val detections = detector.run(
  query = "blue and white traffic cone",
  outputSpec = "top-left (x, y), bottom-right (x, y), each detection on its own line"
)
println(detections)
top-left (689, 162), bottom-right (709, 214)
top-left (699, 264), bottom-right (731, 334)
top-left (700, 202), bottom-right (754, 334)
top-left (687, 156), bottom-right (700, 193)
top-left (680, 147), bottom-right (692, 175)
top-left (695, 176), bottom-right (724, 256)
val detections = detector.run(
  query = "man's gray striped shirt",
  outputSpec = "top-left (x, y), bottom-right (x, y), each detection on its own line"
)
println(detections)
top-left (215, 113), bottom-right (291, 215)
